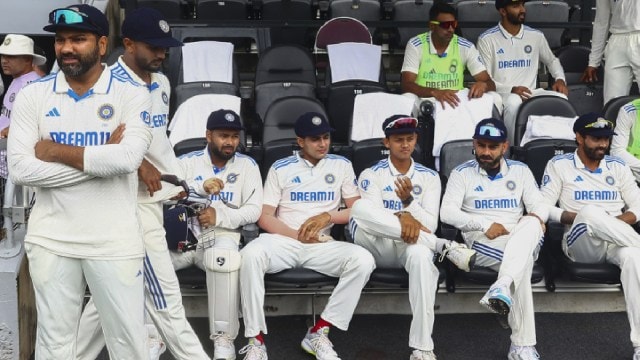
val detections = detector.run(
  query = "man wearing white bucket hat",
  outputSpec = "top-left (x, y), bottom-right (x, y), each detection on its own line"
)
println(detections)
top-left (0, 34), bottom-right (46, 232)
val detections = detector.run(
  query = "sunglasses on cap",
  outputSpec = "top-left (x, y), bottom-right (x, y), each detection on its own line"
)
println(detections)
top-left (430, 20), bottom-right (458, 29)
top-left (584, 118), bottom-right (614, 129)
top-left (385, 117), bottom-right (418, 130)
top-left (478, 125), bottom-right (504, 137)
top-left (49, 8), bottom-right (99, 28)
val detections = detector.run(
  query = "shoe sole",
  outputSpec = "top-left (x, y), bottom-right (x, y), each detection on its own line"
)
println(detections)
top-left (466, 253), bottom-right (476, 272)
top-left (488, 298), bottom-right (511, 315)
top-left (301, 338), bottom-right (317, 357)
top-left (214, 356), bottom-right (236, 360)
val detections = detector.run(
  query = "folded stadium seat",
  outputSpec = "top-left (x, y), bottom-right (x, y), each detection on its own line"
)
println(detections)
top-left (173, 137), bottom-right (208, 156)
top-left (510, 96), bottom-right (578, 184)
top-left (455, 0), bottom-right (500, 45)
top-left (552, 45), bottom-right (604, 115)
top-left (260, 0), bottom-right (314, 45)
top-left (196, 0), bottom-right (249, 20)
top-left (392, 0), bottom-right (434, 49)
top-left (254, 45), bottom-right (316, 128)
top-left (138, 0), bottom-right (184, 20)
top-left (173, 80), bottom-right (240, 112)
top-left (524, 0), bottom-right (570, 49)
top-left (602, 95), bottom-right (639, 124)
top-left (438, 139), bottom-right (474, 183)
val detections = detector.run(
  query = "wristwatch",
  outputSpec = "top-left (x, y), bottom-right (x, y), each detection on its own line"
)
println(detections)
top-left (401, 195), bottom-right (414, 206)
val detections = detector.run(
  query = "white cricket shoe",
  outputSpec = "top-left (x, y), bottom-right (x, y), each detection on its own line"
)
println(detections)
top-left (213, 332), bottom-right (236, 360)
top-left (507, 344), bottom-right (540, 360)
top-left (301, 327), bottom-right (341, 360)
top-left (480, 285), bottom-right (513, 316)
top-left (239, 339), bottom-right (267, 360)
top-left (441, 241), bottom-right (476, 272)
top-left (148, 338), bottom-right (166, 360)
top-left (634, 347), bottom-right (640, 360)
top-left (410, 349), bottom-right (437, 360)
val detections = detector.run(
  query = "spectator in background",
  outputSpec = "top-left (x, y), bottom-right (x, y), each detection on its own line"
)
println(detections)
top-left (581, 0), bottom-right (640, 104)
top-left (477, 0), bottom-right (568, 145)
top-left (32, 46), bottom-right (49, 76)
top-left (610, 99), bottom-right (640, 182)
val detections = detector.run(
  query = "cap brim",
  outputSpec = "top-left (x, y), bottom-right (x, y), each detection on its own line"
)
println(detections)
top-left (385, 128), bottom-right (419, 136)
top-left (472, 134), bottom-right (507, 142)
top-left (43, 23), bottom-right (107, 36)
top-left (0, 51), bottom-right (46, 66)
top-left (296, 127), bottom-right (335, 137)
top-left (208, 125), bottom-right (245, 131)
top-left (580, 129), bottom-right (616, 137)
top-left (140, 37), bottom-right (184, 48)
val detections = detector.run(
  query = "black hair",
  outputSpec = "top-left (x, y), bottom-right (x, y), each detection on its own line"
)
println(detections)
top-left (429, 1), bottom-right (458, 21)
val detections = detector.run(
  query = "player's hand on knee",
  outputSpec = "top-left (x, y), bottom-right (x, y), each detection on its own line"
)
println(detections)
top-left (204, 178), bottom-right (224, 195)
top-left (396, 211), bottom-right (421, 244)
top-left (485, 222), bottom-right (509, 240)
top-left (433, 89), bottom-right (460, 108)
top-left (511, 86), bottom-right (532, 101)
top-left (297, 212), bottom-right (331, 243)
top-left (197, 207), bottom-right (217, 228)
top-left (468, 81), bottom-right (488, 99)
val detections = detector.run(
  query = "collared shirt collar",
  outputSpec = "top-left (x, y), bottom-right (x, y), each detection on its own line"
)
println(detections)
top-left (498, 22), bottom-right (524, 40)
top-left (206, 145), bottom-right (236, 174)
top-left (427, 31), bottom-right (453, 56)
top-left (387, 156), bottom-right (416, 178)
top-left (572, 150), bottom-right (604, 174)
top-left (53, 64), bottom-right (109, 101)
top-left (297, 151), bottom-right (326, 168)
top-left (477, 157), bottom-right (509, 181)
top-left (116, 56), bottom-right (160, 91)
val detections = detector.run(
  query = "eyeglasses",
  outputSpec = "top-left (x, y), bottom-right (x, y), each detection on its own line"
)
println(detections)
top-left (477, 125), bottom-right (504, 137)
top-left (385, 117), bottom-right (418, 130)
top-left (584, 118), bottom-right (613, 129)
top-left (430, 20), bottom-right (458, 29)
top-left (219, 188), bottom-right (256, 210)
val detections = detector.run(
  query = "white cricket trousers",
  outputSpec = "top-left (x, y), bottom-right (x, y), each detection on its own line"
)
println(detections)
top-left (501, 90), bottom-right (567, 146)
top-left (25, 243), bottom-right (146, 360)
top-left (76, 202), bottom-right (209, 360)
top-left (170, 234), bottom-right (242, 339)
top-left (240, 233), bottom-right (375, 337)
top-left (602, 32), bottom-right (640, 104)
top-left (350, 199), bottom-right (440, 351)
top-left (564, 205), bottom-right (640, 347)
top-left (466, 216), bottom-right (543, 346)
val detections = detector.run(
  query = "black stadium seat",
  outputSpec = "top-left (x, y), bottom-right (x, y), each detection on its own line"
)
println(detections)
top-left (602, 95), bottom-right (639, 124)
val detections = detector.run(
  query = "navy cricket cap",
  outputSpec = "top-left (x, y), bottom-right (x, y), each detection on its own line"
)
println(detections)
top-left (44, 5), bottom-right (109, 37)
top-left (573, 112), bottom-right (616, 137)
top-left (495, 0), bottom-right (528, 9)
top-left (294, 112), bottom-right (334, 137)
top-left (207, 109), bottom-right (244, 131)
top-left (382, 115), bottom-right (419, 136)
top-left (121, 8), bottom-right (183, 48)
top-left (473, 118), bottom-right (508, 142)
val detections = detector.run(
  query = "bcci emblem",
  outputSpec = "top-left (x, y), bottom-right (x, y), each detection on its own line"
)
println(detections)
top-left (227, 173), bottom-right (238, 184)
top-left (98, 104), bottom-right (114, 120)
top-left (162, 92), bottom-right (169, 105)
top-left (506, 180), bottom-right (516, 191)
top-left (360, 179), bottom-right (370, 191)
top-left (225, 113), bottom-right (235, 122)
top-left (216, 257), bottom-right (226, 267)
top-left (606, 176), bottom-right (615, 185)
top-left (325, 174), bottom-right (335, 184)
top-left (159, 20), bottom-right (170, 33)
top-left (312, 116), bottom-right (322, 126)
top-left (524, 45), bottom-right (532, 54)
top-left (449, 59), bottom-right (458, 74)
top-left (413, 185), bottom-right (422, 195)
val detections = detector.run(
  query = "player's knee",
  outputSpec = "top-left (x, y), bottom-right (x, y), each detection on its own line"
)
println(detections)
top-left (347, 246), bottom-right (376, 272)
top-left (505, 93), bottom-right (523, 108)
top-left (350, 199), bottom-right (373, 221)
top-left (404, 244), bottom-right (436, 267)
top-left (579, 204), bottom-right (608, 223)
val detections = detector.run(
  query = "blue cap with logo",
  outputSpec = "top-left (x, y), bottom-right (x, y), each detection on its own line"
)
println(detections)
top-left (294, 112), bottom-right (334, 137)
top-left (382, 115), bottom-right (419, 136)
top-left (44, 5), bottom-right (109, 37)
top-left (473, 118), bottom-right (508, 142)
top-left (207, 109), bottom-right (244, 131)
top-left (121, 7), bottom-right (183, 48)
top-left (572, 112), bottom-right (616, 137)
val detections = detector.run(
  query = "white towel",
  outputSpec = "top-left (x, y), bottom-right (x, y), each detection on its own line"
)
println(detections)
top-left (182, 41), bottom-right (234, 83)
top-left (350, 93), bottom-right (415, 142)
top-left (432, 89), bottom-right (494, 157)
top-left (328, 42), bottom-right (381, 83)
top-left (169, 94), bottom-right (242, 146)
top-left (519, 115), bottom-right (577, 146)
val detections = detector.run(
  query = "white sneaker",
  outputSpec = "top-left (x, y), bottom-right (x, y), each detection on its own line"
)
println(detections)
top-left (301, 327), bottom-right (341, 360)
top-left (213, 332), bottom-right (236, 360)
top-left (634, 347), bottom-right (640, 360)
top-left (410, 349), bottom-right (437, 360)
top-left (507, 344), bottom-right (540, 360)
top-left (148, 338), bottom-right (166, 360)
top-left (239, 338), bottom-right (267, 360)
top-left (480, 285), bottom-right (513, 315)
top-left (440, 241), bottom-right (476, 272)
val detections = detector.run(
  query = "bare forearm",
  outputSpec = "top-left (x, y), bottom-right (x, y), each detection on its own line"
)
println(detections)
top-left (560, 211), bottom-right (577, 226)
top-left (258, 214), bottom-right (298, 239)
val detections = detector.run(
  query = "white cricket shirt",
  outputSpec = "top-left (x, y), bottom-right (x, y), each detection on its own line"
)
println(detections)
top-left (590, 0), bottom-right (640, 68)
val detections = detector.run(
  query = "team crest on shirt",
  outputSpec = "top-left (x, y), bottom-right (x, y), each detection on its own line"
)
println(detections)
top-left (161, 91), bottom-right (169, 105)
top-left (8, 93), bottom-right (15, 103)
top-left (606, 176), bottom-right (615, 185)
top-left (524, 45), bottom-right (532, 54)
top-left (140, 111), bottom-right (151, 125)
top-left (98, 104), bottom-right (114, 120)
top-left (227, 173), bottom-right (238, 184)
top-left (325, 174), bottom-right (335, 184)
top-left (412, 185), bottom-right (422, 195)
top-left (542, 175), bottom-right (550, 186)
top-left (506, 180), bottom-right (516, 191)
top-left (360, 179), bottom-right (370, 191)
top-left (449, 59), bottom-right (458, 74)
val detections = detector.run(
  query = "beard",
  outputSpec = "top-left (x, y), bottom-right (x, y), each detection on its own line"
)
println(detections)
top-left (476, 154), bottom-right (501, 171)
top-left (57, 46), bottom-right (100, 78)
top-left (583, 144), bottom-right (607, 161)
top-left (210, 144), bottom-right (236, 162)
top-left (506, 11), bottom-right (525, 25)
top-left (135, 53), bottom-right (162, 73)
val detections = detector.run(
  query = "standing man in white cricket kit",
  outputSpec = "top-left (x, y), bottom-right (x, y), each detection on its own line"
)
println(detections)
top-left (539, 112), bottom-right (640, 360)
top-left (169, 109), bottom-right (263, 360)
top-left (477, 0), bottom-right (568, 145)
top-left (8, 4), bottom-right (151, 358)
top-left (349, 115), bottom-right (476, 360)
top-left (582, 0), bottom-right (640, 104)
top-left (440, 119), bottom-right (548, 360)
top-left (610, 99), bottom-right (640, 182)
top-left (74, 7), bottom-right (211, 360)
top-left (238, 112), bottom-right (376, 360)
